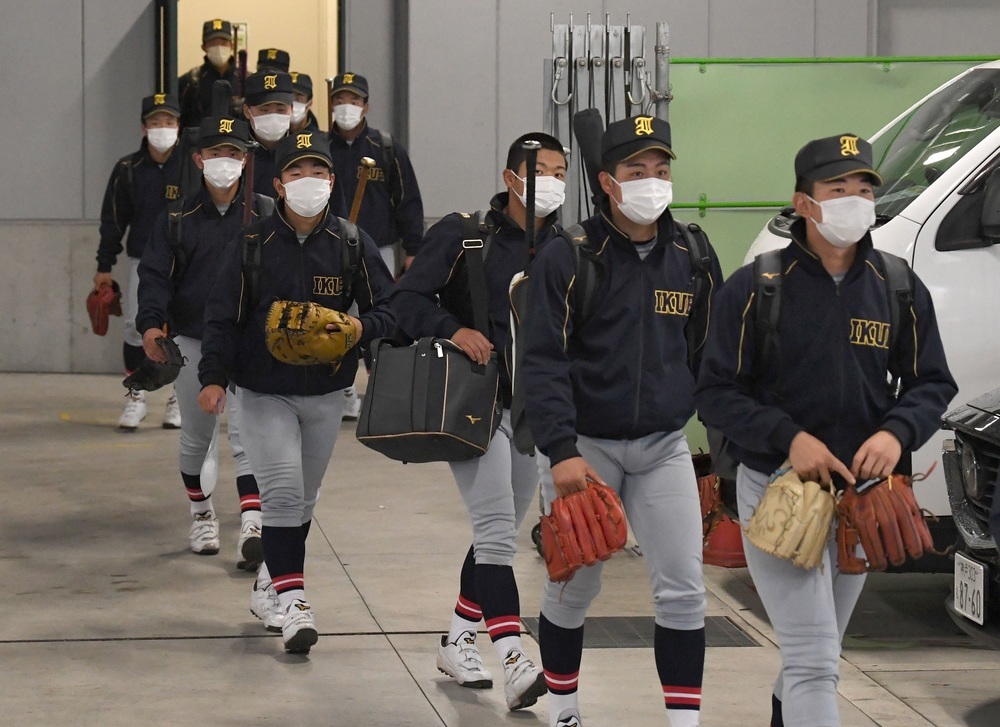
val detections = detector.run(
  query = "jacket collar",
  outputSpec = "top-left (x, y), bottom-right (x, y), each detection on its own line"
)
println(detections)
top-left (487, 192), bottom-right (561, 241)
top-left (596, 199), bottom-right (675, 249)
top-left (788, 216), bottom-right (875, 278)
top-left (276, 201), bottom-right (331, 238)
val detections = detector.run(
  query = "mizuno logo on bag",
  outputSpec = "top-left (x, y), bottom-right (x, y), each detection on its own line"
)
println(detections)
top-left (466, 415), bottom-right (482, 425)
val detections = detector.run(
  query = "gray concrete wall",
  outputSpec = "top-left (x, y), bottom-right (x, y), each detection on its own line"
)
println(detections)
top-left (3, 0), bottom-right (1000, 373)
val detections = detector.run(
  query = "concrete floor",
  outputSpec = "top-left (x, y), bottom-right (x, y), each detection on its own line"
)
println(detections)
top-left (4, 373), bottom-right (1000, 726)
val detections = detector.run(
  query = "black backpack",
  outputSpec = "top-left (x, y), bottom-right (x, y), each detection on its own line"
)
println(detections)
top-left (508, 220), bottom-right (717, 455)
top-left (709, 246), bottom-right (914, 482)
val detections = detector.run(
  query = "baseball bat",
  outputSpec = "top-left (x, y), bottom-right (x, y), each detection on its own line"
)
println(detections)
top-left (200, 415), bottom-right (221, 497)
top-left (573, 108), bottom-right (606, 206)
top-left (349, 156), bottom-right (377, 224)
top-left (325, 78), bottom-right (334, 131)
top-left (521, 140), bottom-right (541, 256)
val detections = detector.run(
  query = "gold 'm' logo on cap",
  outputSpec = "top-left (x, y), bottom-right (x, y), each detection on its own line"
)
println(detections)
top-left (840, 135), bottom-right (860, 157)
top-left (154, 93), bottom-right (166, 105)
top-left (219, 118), bottom-right (234, 133)
top-left (212, 19), bottom-right (223, 30)
top-left (290, 72), bottom-right (299, 83)
top-left (264, 75), bottom-right (277, 90)
top-left (343, 73), bottom-right (355, 85)
top-left (634, 116), bottom-right (654, 136)
top-left (267, 49), bottom-right (278, 60)
top-left (296, 133), bottom-right (313, 149)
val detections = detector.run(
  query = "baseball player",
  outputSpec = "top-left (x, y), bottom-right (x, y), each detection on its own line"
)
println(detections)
top-left (695, 134), bottom-right (956, 727)
top-left (289, 72), bottom-right (322, 133)
top-left (177, 19), bottom-right (238, 129)
top-left (520, 117), bottom-right (723, 727)
top-left (241, 70), bottom-right (293, 198)
top-left (256, 47), bottom-right (290, 73)
top-left (391, 132), bottom-right (566, 711)
top-left (95, 93), bottom-right (184, 430)
top-left (136, 114), bottom-right (269, 569)
top-left (197, 132), bottom-right (396, 654)
top-left (328, 71), bottom-right (425, 418)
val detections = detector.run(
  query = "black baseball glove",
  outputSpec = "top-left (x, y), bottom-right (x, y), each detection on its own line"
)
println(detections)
top-left (123, 337), bottom-right (186, 392)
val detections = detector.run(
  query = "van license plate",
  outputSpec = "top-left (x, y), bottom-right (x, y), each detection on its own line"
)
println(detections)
top-left (954, 552), bottom-right (986, 626)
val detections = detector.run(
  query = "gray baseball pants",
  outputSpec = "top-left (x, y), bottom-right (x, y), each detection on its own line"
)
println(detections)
top-left (737, 464), bottom-right (867, 727)
top-left (449, 409), bottom-right (538, 566)
top-left (236, 388), bottom-right (345, 528)
top-left (539, 430), bottom-right (707, 631)
top-left (173, 335), bottom-right (252, 478)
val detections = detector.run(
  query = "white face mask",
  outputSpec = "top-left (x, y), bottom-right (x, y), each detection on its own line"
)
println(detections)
top-left (333, 104), bottom-right (364, 131)
top-left (291, 101), bottom-right (308, 125)
top-left (513, 173), bottom-right (566, 217)
top-left (201, 156), bottom-right (243, 190)
top-left (251, 112), bottom-right (290, 142)
top-left (282, 177), bottom-right (331, 217)
top-left (807, 195), bottom-right (876, 248)
top-left (206, 45), bottom-right (231, 67)
top-left (613, 177), bottom-right (673, 225)
top-left (146, 127), bottom-right (179, 153)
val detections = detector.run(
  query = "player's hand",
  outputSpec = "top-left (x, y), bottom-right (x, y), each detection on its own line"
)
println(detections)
top-left (451, 328), bottom-right (493, 365)
top-left (789, 431), bottom-right (855, 486)
top-left (142, 328), bottom-right (168, 362)
top-left (551, 456), bottom-right (607, 498)
top-left (93, 271), bottom-right (113, 290)
top-left (198, 385), bottom-right (226, 415)
top-left (851, 430), bottom-right (902, 481)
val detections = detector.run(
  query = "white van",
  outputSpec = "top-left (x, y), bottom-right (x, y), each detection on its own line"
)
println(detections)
top-left (745, 59), bottom-right (1000, 569)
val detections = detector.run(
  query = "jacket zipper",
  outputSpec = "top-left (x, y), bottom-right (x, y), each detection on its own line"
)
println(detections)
top-left (632, 264), bottom-right (646, 434)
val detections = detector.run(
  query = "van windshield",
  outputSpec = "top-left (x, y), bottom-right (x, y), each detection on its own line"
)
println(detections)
top-left (872, 68), bottom-right (1000, 217)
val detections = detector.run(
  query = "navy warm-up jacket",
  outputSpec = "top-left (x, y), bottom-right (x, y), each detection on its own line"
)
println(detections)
top-left (521, 204), bottom-right (724, 466)
top-left (198, 204), bottom-right (397, 396)
top-left (329, 122), bottom-right (425, 255)
top-left (136, 184), bottom-right (268, 340)
top-left (694, 219), bottom-right (958, 478)
top-left (391, 192), bottom-right (562, 406)
top-left (97, 139), bottom-right (182, 270)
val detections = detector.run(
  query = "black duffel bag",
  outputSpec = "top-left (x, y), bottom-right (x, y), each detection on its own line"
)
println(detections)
top-left (356, 336), bottom-right (502, 463)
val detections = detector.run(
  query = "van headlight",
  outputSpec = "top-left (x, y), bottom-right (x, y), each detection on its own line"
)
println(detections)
top-left (961, 440), bottom-right (984, 499)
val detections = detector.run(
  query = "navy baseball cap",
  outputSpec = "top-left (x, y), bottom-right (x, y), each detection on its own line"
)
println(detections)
top-left (197, 115), bottom-right (249, 151)
top-left (330, 72), bottom-right (369, 99)
top-left (601, 115), bottom-right (675, 166)
top-left (795, 133), bottom-right (883, 186)
top-left (274, 131), bottom-right (333, 173)
top-left (257, 48), bottom-right (290, 73)
top-left (141, 93), bottom-right (180, 120)
top-left (202, 19), bottom-right (232, 43)
top-left (244, 71), bottom-right (294, 107)
top-left (290, 71), bottom-right (313, 99)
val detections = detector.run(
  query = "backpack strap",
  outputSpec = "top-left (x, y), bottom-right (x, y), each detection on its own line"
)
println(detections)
top-left (875, 249), bottom-right (914, 394)
top-left (674, 221), bottom-right (714, 371)
top-left (167, 199), bottom-right (186, 285)
top-left (253, 193), bottom-right (276, 219)
top-left (335, 216), bottom-right (362, 303)
top-left (753, 249), bottom-right (784, 385)
top-left (377, 130), bottom-right (401, 207)
top-left (240, 220), bottom-right (268, 318)
top-left (562, 223), bottom-right (604, 328)
top-left (460, 211), bottom-right (493, 337)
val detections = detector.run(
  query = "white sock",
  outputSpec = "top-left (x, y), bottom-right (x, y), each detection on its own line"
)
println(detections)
top-left (241, 510), bottom-right (262, 528)
top-left (549, 698), bottom-right (580, 727)
top-left (276, 588), bottom-right (306, 611)
top-left (666, 710), bottom-right (700, 727)
top-left (190, 499), bottom-right (215, 517)
top-left (448, 612), bottom-right (480, 644)
top-left (493, 634), bottom-right (523, 665)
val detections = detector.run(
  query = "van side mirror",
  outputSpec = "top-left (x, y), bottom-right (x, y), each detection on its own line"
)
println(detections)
top-left (981, 167), bottom-right (1000, 243)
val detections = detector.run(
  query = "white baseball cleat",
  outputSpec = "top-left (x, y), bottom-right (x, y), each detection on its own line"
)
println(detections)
top-left (342, 386), bottom-right (362, 420)
top-left (118, 390), bottom-right (147, 430)
top-left (249, 577), bottom-right (284, 632)
top-left (162, 392), bottom-right (181, 429)
top-left (436, 631), bottom-right (493, 688)
top-left (189, 511), bottom-right (220, 555)
top-left (556, 709), bottom-right (583, 727)
top-left (502, 648), bottom-right (547, 710)
top-left (236, 518), bottom-right (263, 571)
top-left (282, 599), bottom-right (318, 654)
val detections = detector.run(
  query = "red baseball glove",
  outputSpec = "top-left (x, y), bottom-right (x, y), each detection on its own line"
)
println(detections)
top-left (836, 474), bottom-right (936, 574)
top-left (86, 280), bottom-right (122, 336)
top-left (693, 452), bottom-right (722, 542)
top-left (540, 482), bottom-right (628, 583)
